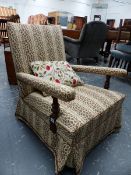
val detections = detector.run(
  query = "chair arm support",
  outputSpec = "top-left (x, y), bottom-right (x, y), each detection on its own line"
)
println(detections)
top-left (64, 36), bottom-right (81, 44)
top-left (16, 72), bottom-right (76, 102)
top-left (72, 65), bottom-right (127, 77)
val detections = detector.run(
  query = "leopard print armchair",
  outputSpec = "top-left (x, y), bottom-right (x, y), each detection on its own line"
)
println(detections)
top-left (7, 22), bottom-right (126, 175)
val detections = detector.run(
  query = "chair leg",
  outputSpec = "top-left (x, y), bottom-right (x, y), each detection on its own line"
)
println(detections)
top-left (94, 56), bottom-right (98, 63)
top-left (116, 59), bottom-right (120, 68)
top-left (119, 59), bottom-right (124, 68)
top-left (77, 57), bottom-right (80, 65)
top-left (127, 62), bottom-right (131, 73)
top-left (104, 56), bottom-right (108, 63)
top-left (124, 61), bottom-right (128, 69)
top-left (104, 75), bottom-right (111, 90)
top-left (108, 55), bottom-right (114, 67)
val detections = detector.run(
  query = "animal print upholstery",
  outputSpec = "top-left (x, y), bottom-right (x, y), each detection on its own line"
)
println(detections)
top-left (7, 22), bottom-right (66, 97)
top-left (16, 72), bottom-right (76, 102)
top-left (7, 23), bottom-right (125, 175)
top-left (16, 85), bottom-right (125, 174)
top-left (72, 65), bottom-right (127, 77)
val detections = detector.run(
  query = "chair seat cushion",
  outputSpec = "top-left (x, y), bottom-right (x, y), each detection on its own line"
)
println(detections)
top-left (24, 85), bottom-right (125, 142)
top-left (116, 43), bottom-right (131, 54)
top-left (111, 50), bottom-right (131, 61)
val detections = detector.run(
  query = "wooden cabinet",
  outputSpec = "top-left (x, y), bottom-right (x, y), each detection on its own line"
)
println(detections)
top-left (4, 51), bottom-right (17, 85)
top-left (73, 16), bottom-right (86, 30)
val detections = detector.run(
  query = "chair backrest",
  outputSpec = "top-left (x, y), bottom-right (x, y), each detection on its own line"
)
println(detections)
top-left (7, 23), bottom-right (66, 96)
top-left (79, 21), bottom-right (107, 58)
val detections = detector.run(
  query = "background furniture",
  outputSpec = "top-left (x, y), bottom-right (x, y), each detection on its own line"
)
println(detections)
top-left (48, 11), bottom-right (73, 26)
top-left (62, 27), bottom-right (130, 62)
top-left (0, 18), bottom-right (8, 44)
top-left (0, 6), bottom-right (16, 17)
top-left (94, 15), bottom-right (101, 21)
top-left (47, 16), bottom-right (55, 24)
top-left (62, 28), bottom-right (130, 41)
top-left (106, 19), bottom-right (115, 29)
top-left (62, 29), bottom-right (80, 39)
top-left (72, 16), bottom-right (87, 30)
top-left (0, 6), bottom-right (17, 44)
top-left (28, 14), bottom-right (47, 25)
top-left (64, 21), bottom-right (107, 64)
top-left (4, 49), bottom-right (17, 85)
top-left (7, 22), bottom-right (126, 175)
top-left (122, 19), bottom-right (131, 41)
top-left (109, 43), bottom-right (131, 73)
top-left (0, 14), bottom-right (20, 45)
top-left (48, 11), bottom-right (86, 29)
top-left (109, 19), bottom-right (131, 73)
top-left (123, 19), bottom-right (131, 28)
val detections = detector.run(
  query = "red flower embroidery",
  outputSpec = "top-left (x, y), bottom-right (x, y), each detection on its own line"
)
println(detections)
top-left (73, 79), bottom-right (77, 85)
top-left (67, 64), bottom-right (71, 68)
top-left (35, 73), bottom-right (38, 77)
top-left (55, 79), bottom-right (60, 83)
top-left (46, 65), bottom-right (50, 70)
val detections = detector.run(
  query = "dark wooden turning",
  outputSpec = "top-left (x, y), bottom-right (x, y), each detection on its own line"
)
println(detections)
top-left (50, 97), bottom-right (60, 134)
top-left (104, 75), bottom-right (111, 89)
top-left (104, 55), bottom-right (114, 89)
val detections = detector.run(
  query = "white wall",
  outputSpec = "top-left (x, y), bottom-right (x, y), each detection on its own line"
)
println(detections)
top-left (90, 0), bottom-right (107, 22)
top-left (0, 0), bottom-right (92, 23)
top-left (0, 0), bottom-right (131, 26)
top-left (106, 0), bottom-right (131, 27)
top-left (90, 0), bottom-right (131, 27)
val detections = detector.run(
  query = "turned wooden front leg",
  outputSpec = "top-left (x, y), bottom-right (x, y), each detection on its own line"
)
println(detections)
top-left (108, 55), bottom-right (114, 67)
top-left (50, 97), bottom-right (60, 134)
top-left (104, 55), bottom-right (114, 89)
top-left (104, 75), bottom-right (111, 89)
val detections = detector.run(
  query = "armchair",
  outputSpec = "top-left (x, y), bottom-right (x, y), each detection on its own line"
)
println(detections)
top-left (7, 23), bottom-right (127, 175)
top-left (64, 21), bottom-right (107, 64)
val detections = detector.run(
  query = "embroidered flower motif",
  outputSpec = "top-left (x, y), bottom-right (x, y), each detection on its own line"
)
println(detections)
top-left (67, 64), bottom-right (71, 68)
top-left (72, 79), bottom-right (77, 85)
top-left (55, 79), bottom-right (60, 83)
top-left (34, 73), bottom-right (38, 77)
top-left (46, 65), bottom-right (50, 71)
top-left (31, 61), bottom-right (83, 88)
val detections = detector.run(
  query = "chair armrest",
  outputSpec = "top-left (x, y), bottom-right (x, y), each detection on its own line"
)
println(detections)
top-left (72, 65), bottom-right (127, 77)
top-left (64, 36), bottom-right (81, 44)
top-left (16, 72), bottom-right (76, 102)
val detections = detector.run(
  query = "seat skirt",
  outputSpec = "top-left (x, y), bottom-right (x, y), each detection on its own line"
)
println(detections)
top-left (16, 85), bottom-right (125, 174)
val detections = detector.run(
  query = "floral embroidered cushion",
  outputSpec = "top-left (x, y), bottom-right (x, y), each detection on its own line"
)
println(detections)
top-left (31, 61), bottom-right (84, 90)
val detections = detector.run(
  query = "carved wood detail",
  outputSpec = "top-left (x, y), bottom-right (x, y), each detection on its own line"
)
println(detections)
top-left (50, 97), bottom-right (60, 134)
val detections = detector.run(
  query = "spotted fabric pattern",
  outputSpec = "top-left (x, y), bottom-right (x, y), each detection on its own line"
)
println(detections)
top-left (17, 85), bottom-right (124, 174)
top-left (7, 22), bottom-right (66, 97)
top-left (72, 65), bottom-right (127, 77)
top-left (16, 72), bottom-right (76, 102)
top-left (7, 23), bottom-right (125, 175)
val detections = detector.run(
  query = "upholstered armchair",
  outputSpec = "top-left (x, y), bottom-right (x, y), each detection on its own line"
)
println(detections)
top-left (64, 21), bottom-right (107, 64)
top-left (7, 23), bottom-right (127, 175)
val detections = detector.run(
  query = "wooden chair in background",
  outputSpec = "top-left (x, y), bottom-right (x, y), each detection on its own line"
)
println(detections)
top-left (109, 19), bottom-right (131, 74)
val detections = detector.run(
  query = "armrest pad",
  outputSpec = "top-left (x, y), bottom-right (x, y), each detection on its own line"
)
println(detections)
top-left (72, 65), bottom-right (127, 77)
top-left (16, 73), bottom-right (76, 102)
top-left (64, 36), bottom-right (81, 44)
